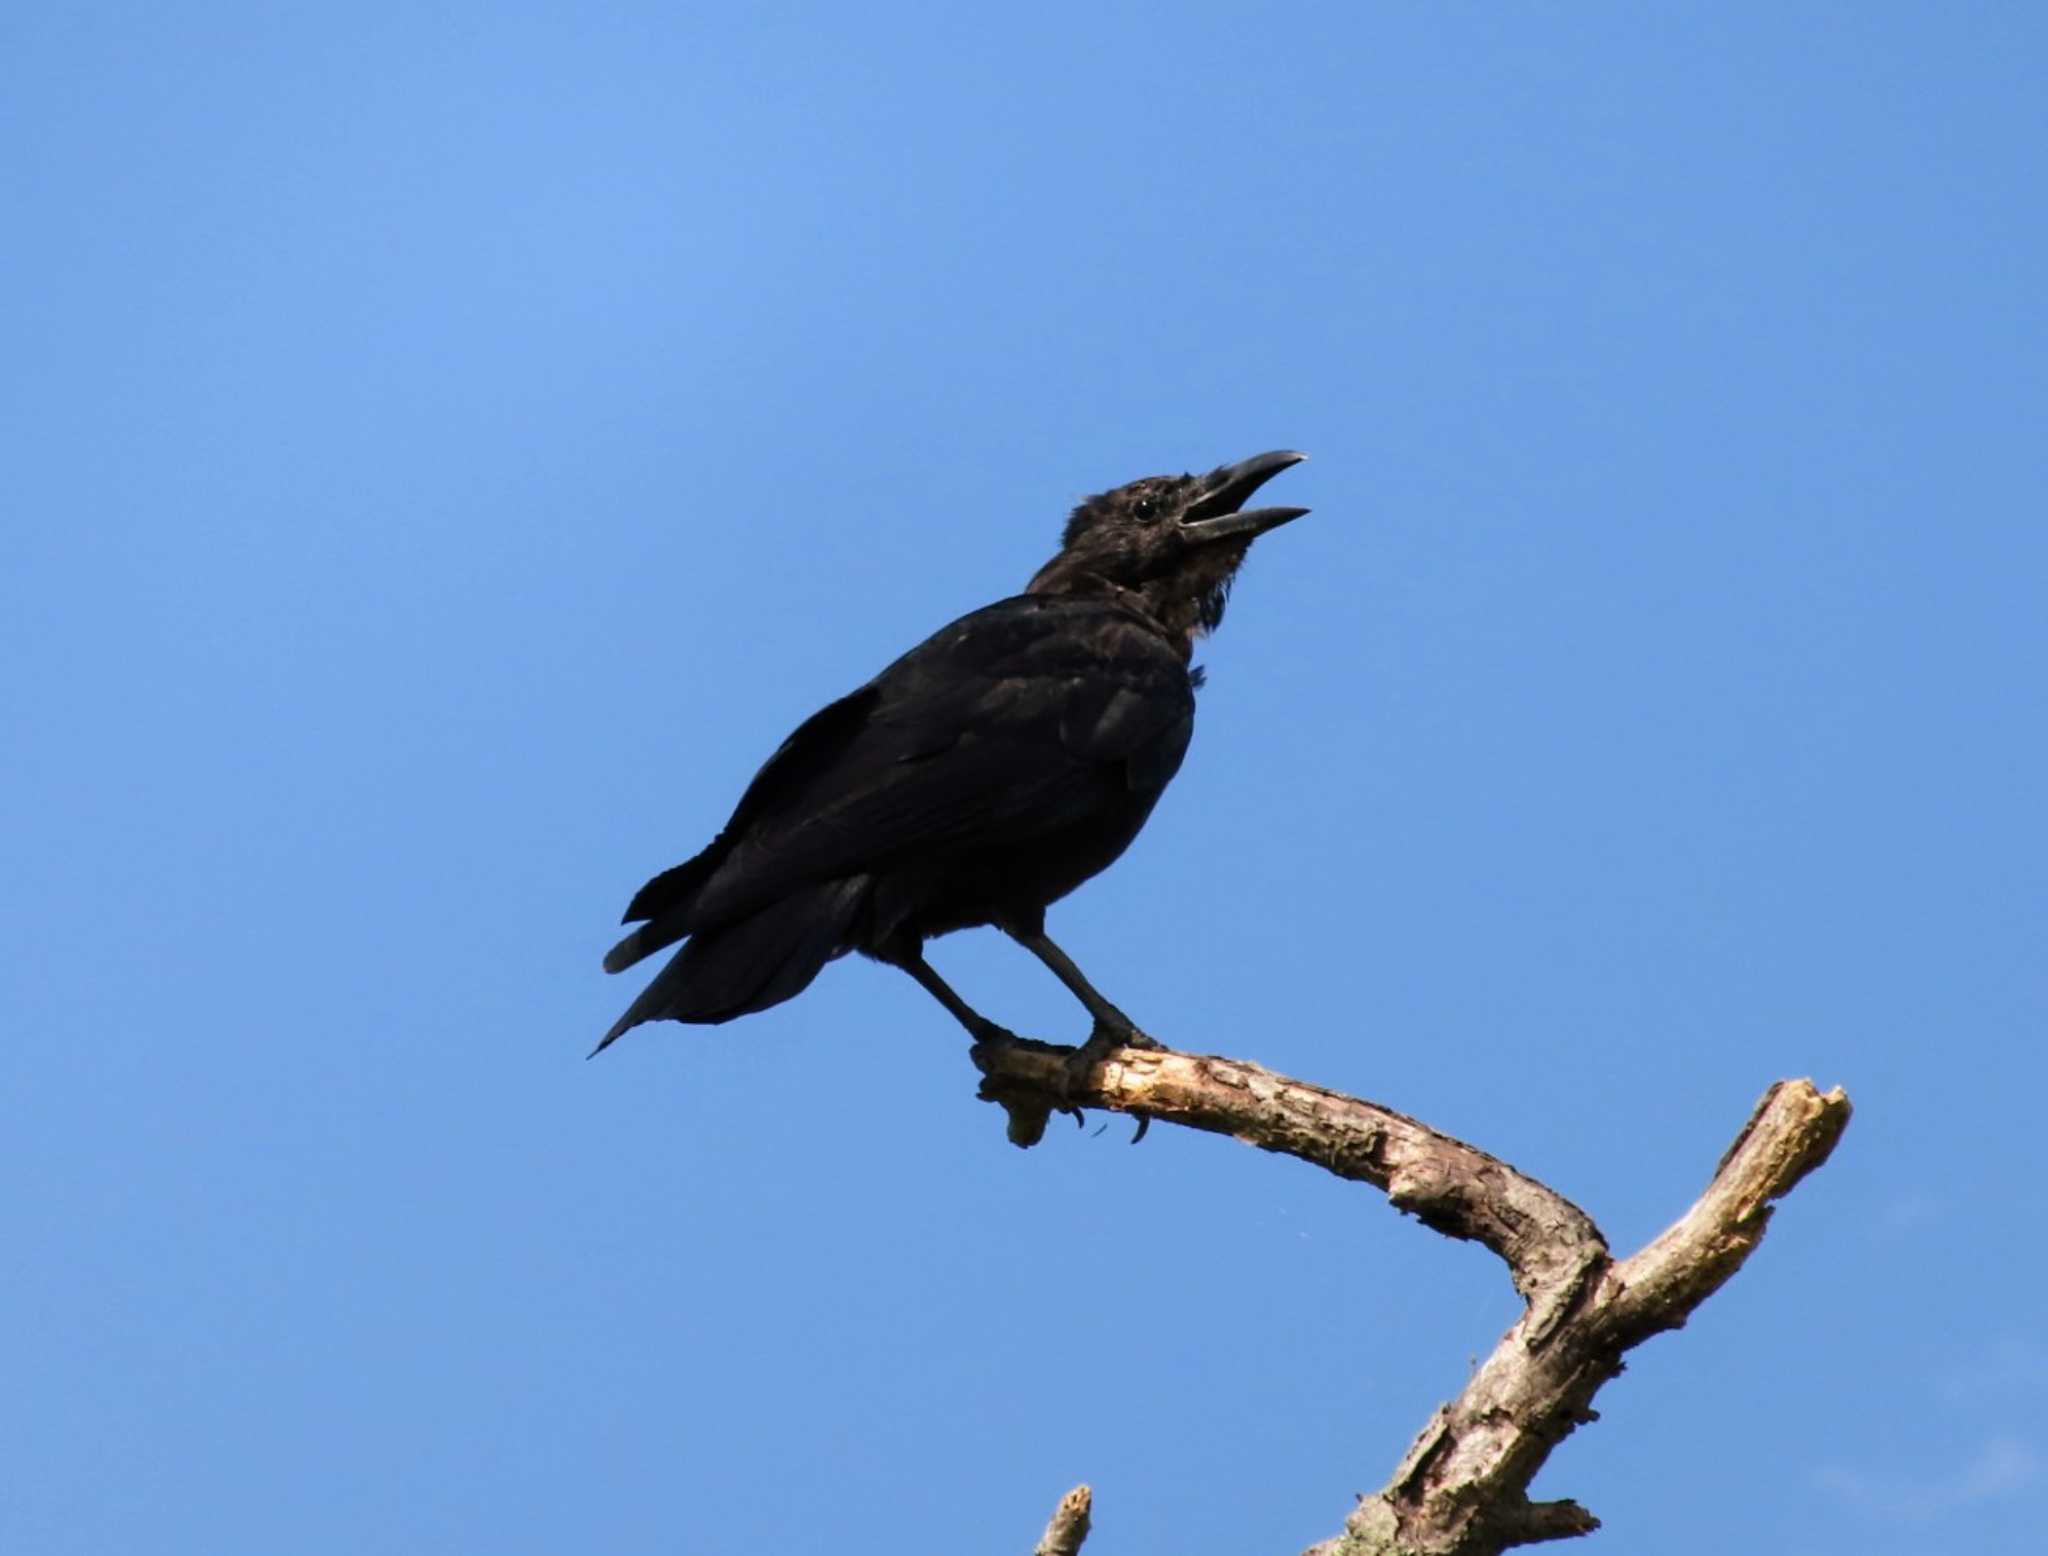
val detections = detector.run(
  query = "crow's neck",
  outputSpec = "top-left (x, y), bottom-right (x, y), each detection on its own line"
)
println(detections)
top-left (1024, 563), bottom-right (1207, 660)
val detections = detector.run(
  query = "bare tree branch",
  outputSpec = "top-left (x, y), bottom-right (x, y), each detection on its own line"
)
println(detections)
top-left (972, 1040), bottom-right (1851, 1556)
top-left (1033, 1483), bottom-right (1093, 1556)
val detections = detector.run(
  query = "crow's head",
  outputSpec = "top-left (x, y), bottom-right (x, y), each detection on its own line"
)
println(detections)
top-left (1028, 450), bottom-right (1309, 646)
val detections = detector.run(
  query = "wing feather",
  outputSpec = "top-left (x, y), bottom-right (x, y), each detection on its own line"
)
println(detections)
top-left (686, 595), bottom-right (1192, 927)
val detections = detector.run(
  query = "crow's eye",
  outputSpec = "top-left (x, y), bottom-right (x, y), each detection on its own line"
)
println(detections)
top-left (1133, 497), bottom-right (1158, 522)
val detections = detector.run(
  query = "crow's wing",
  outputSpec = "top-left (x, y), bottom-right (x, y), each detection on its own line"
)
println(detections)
top-left (678, 593), bottom-right (1194, 931)
top-left (617, 681), bottom-right (881, 930)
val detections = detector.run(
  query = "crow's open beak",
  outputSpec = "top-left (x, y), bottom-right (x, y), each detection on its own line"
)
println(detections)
top-left (1178, 450), bottom-right (1309, 543)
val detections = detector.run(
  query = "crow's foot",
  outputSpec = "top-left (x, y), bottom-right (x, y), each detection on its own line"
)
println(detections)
top-left (1087, 1012), bottom-right (1161, 1052)
top-left (1058, 1017), bottom-right (1149, 1104)
top-left (965, 1016), bottom-right (1022, 1049)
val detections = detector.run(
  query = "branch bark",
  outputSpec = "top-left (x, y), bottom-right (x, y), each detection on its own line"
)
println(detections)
top-left (974, 1039), bottom-right (1851, 1556)
top-left (1033, 1483), bottom-right (1093, 1556)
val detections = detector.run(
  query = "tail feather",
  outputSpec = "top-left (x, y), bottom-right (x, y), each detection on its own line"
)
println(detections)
top-left (622, 848), bottom-right (720, 926)
top-left (592, 877), bottom-right (866, 1054)
top-left (605, 847), bottom-right (726, 974)
top-left (602, 921), bottom-right (665, 975)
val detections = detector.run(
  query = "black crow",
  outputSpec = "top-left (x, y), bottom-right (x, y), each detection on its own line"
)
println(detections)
top-left (597, 450), bottom-right (1309, 1059)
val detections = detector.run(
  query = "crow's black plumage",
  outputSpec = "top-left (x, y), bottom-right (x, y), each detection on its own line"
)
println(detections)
top-left (596, 450), bottom-right (1309, 1055)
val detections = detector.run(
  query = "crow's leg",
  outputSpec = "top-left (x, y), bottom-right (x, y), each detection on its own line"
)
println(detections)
top-left (890, 950), bottom-right (1017, 1047)
top-left (1003, 922), bottom-right (1160, 1114)
top-left (1000, 923), bottom-right (1162, 1057)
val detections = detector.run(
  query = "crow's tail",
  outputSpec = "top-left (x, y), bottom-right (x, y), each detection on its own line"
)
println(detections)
top-left (591, 878), bottom-right (866, 1055)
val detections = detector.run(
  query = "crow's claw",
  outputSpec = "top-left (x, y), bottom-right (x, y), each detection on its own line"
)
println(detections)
top-left (967, 1018), bottom-right (1022, 1049)
top-left (1085, 1013), bottom-right (1161, 1052)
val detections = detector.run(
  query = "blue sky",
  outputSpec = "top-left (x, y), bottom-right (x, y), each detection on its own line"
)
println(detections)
top-left (4, 5), bottom-right (2043, 1552)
